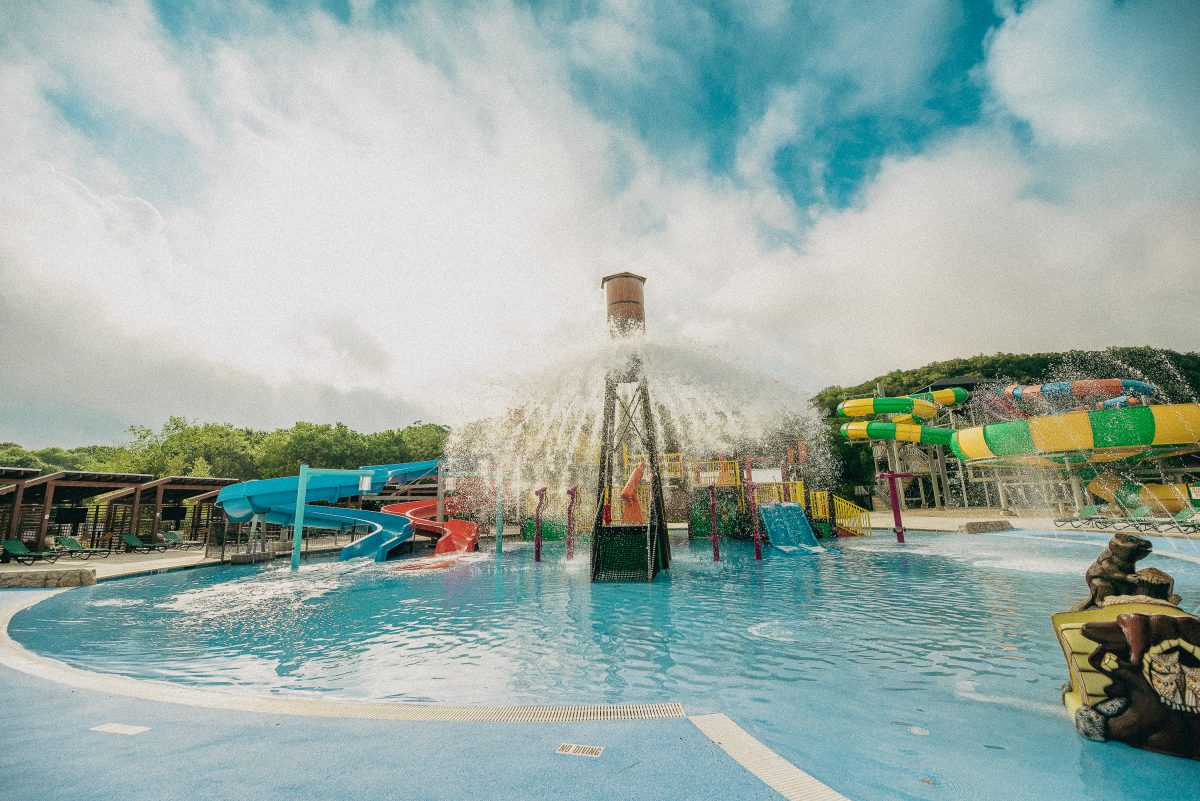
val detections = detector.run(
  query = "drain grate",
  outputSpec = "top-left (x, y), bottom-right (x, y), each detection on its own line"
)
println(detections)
top-left (556, 742), bottom-right (604, 758)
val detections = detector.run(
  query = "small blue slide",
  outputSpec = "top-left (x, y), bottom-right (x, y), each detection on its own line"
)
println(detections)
top-left (215, 460), bottom-right (439, 562)
top-left (759, 502), bottom-right (824, 553)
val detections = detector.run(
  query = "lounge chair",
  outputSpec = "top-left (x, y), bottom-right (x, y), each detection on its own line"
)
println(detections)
top-left (120, 533), bottom-right (169, 553)
top-left (1110, 505), bottom-right (1155, 531)
top-left (2, 539), bottom-right (61, 565)
top-left (160, 531), bottom-right (202, 550)
top-left (1054, 504), bottom-right (1103, 529)
top-left (54, 535), bottom-right (110, 559)
top-left (1156, 506), bottom-right (1200, 534)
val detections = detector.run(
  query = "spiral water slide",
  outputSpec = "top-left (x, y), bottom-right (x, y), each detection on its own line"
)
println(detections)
top-left (1081, 472), bottom-right (1195, 516)
top-left (215, 460), bottom-right (476, 563)
top-left (838, 381), bottom-right (1200, 511)
top-left (380, 498), bottom-right (479, 557)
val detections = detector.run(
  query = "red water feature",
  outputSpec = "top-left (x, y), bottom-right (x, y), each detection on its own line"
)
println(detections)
top-left (381, 499), bottom-right (479, 571)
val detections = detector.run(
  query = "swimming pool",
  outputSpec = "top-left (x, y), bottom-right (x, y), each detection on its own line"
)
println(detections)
top-left (11, 530), bottom-right (1200, 800)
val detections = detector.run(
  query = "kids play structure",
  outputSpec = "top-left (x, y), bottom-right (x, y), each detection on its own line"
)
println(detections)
top-left (215, 460), bottom-right (479, 565)
top-left (212, 273), bottom-right (868, 575)
top-left (838, 380), bottom-right (1200, 517)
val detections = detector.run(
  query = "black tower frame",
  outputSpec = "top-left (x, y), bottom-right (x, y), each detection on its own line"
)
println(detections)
top-left (590, 360), bottom-right (671, 582)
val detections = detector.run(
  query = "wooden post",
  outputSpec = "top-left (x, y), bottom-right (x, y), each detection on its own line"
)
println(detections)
top-left (7, 481), bottom-right (26, 538)
top-left (435, 461), bottom-right (445, 523)
top-left (935, 445), bottom-right (953, 507)
top-left (927, 447), bottom-right (943, 508)
top-left (129, 487), bottom-right (143, 539)
top-left (36, 481), bottom-right (56, 549)
top-left (152, 484), bottom-right (165, 539)
top-left (958, 462), bottom-right (971, 509)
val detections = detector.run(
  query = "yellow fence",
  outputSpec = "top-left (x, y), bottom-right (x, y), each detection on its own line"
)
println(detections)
top-left (623, 450), bottom-right (688, 480)
top-left (831, 495), bottom-right (870, 537)
top-left (688, 459), bottom-right (744, 488)
top-left (752, 481), bottom-right (805, 507)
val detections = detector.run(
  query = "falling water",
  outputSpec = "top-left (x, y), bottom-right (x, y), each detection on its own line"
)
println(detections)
top-left (445, 327), bottom-right (835, 516)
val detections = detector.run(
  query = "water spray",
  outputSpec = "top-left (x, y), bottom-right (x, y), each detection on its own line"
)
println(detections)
top-left (708, 484), bottom-right (720, 562)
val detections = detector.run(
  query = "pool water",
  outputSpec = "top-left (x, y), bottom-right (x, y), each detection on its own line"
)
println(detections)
top-left (12, 530), bottom-right (1200, 800)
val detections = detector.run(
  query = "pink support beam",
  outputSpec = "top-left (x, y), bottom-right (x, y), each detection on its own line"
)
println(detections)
top-left (877, 471), bottom-right (914, 543)
top-left (744, 457), bottom-right (762, 561)
top-left (565, 486), bottom-right (578, 561)
top-left (533, 487), bottom-right (547, 562)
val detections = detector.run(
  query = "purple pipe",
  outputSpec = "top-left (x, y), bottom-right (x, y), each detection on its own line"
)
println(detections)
top-left (533, 487), bottom-right (547, 562)
top-left (877, 471), bottom-right (913, 544)
top-left (565, 486), bottom-right (578, 561)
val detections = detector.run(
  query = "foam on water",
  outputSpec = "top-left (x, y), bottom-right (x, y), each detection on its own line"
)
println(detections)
top-left (844, 533), bottom-right (1094, 575)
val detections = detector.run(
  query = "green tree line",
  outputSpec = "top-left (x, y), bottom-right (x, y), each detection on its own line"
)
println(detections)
top-left (813, 346), bottom-right (1200, 413)
top-left (0, 418), bottom-right (450, 480)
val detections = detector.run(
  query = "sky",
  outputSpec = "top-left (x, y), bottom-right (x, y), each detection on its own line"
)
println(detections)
top-left (1, 0), bottom-right (1197, 447)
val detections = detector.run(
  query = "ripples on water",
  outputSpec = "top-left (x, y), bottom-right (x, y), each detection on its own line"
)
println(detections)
top-left (13, 531), bottom-right (1200, 801)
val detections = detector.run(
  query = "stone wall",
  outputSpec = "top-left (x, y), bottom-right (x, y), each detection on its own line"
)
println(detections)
top-left (958, 520), bottom-right (1015, 534)
top-left (0, 568), bottom-right (96, 588)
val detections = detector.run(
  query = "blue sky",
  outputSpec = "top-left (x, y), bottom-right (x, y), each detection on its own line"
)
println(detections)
top-left (1, 0), bottom-right (1198, 445)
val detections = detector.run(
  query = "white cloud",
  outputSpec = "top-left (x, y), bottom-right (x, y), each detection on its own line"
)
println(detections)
top-left (0, 0), bottom-right (1197, 446)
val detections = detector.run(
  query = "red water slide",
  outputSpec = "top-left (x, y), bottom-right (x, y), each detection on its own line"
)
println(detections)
top-left (381, 499), bottom-right (480, 555)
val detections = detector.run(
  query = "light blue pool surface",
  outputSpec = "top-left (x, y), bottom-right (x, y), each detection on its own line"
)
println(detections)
top-left (12, 530), bottom-right (1200, 800)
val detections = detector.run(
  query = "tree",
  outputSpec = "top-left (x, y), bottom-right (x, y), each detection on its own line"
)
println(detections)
top-left (0, 443), bottom-right (50, 470)
top-left (253, 422), bottom-right (369, 477)
top-left (399, 423), bottom-right (450, 461)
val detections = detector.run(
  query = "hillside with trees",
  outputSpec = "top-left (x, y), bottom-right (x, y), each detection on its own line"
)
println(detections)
top-left (814, 346), bottom-right (1200, 413)
top-left (0, 418), bottom-right (449, 480)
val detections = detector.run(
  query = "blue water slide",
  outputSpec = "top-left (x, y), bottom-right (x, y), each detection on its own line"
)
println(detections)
top-left (759, 502), bottom-right (824, 553)
top-left (215, 460), bottom-right (439, 562)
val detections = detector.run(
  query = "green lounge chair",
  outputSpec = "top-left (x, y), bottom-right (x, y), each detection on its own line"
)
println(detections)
top-left (120, 533), bottom-right (169, 553)
top-left (54, 535), bottom-right (110, 559)
top-left (160, 531), bottom-right (202, 550)
top-left (1111, 505), bottom-right (1155, 531)
top-left (1055, 504), bottom-right (1102, 529)
top-left (2, 539), bottom-right (61, 565)
top-left (1157, 506), bottom-right (1200, 534)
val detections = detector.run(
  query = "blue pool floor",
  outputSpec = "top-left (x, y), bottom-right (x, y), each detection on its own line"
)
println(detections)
top-left (0, 594), bottom-right (778, 801)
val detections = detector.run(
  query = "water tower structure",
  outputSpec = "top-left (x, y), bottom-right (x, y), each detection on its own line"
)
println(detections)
top-left (590, 272), bottom-right (671, 582)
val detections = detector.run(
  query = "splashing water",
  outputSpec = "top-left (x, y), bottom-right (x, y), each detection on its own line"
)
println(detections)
top-left (445, 328), bottom-right (836, 514)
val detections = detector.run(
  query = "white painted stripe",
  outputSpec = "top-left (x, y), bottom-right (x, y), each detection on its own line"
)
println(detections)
top-left (0, 591), bottom-right (683, 723)
top-left (690, 713), bottom-right (851, 801)
top-left (90, 723), bottom-right (150, 735)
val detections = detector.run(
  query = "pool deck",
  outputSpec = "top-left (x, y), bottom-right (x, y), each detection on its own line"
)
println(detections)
top-left (0, 536), bottom-right (357, 582)
top-left (0, 589), bottom-right (843, 801)
top-left (862, 506), bottom-right (1195, 536)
